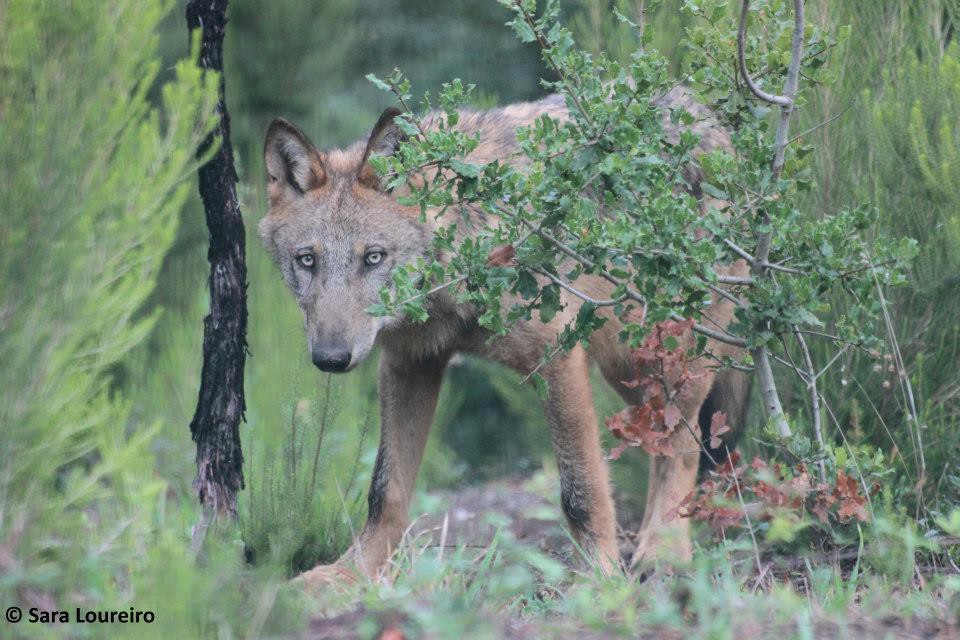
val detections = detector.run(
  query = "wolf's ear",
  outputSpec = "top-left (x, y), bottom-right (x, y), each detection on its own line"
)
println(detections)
top-left (358, 107), bottom-right (407, 189)
top-left (264, 118), bottom-right (326, 206)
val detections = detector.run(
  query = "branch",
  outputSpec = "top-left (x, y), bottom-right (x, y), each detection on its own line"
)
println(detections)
top-left (737, 0), bottom-right (792, 108)
top-left (772, 0), bottom-right (805, 178)
top-left (518, 219), bottom-right (749, 348)
top-left (674, 313), bottom-right (748, 348)
top-left (706, 282), bottom-right (745, 307)
top-left (754, 348), bottom-right (790, 436)
top-left (724, 237), bottom-right (756, 262)
top-left (738, 0), bottom-right (805, 440)
top-left (812, 343), bottom-right (850, 383)
top-left (185, 0), bottom-right (247, 542)
top-left (723, 238), bottom-right (805, 275)
top-left (716, 274), bottom-right (754, 286)
top-left (532, 267), bottom-right (628, 307)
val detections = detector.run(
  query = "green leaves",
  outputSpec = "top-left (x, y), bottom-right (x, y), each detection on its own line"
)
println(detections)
top-left (364, 0), bottom-right (910, 407)
top-left (365, 72), bottom-right (393, 93)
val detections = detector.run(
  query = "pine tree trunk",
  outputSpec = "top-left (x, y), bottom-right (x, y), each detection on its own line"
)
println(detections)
top-left (186, 0), bottom-right (247, 529)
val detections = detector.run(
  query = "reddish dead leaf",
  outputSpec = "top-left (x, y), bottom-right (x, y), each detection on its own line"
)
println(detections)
top-left (837, 499), bottom-right (870, 522)
top-left (682, 451), bottom-right (873, 533)
top-left (606, 318), bottom-right (703, 460)
top-left (606, 405), bottom-right (649, 442)
top-left (834, 470), bottom-right (870, 522)
top-left (751, 479), bottom-right (803, 511)
top-left (486, 243), bottom-right (515, 266)
top-left (646, 383), bottom-right (665, 401)
top-left (784, 470), bottom-right (812, 497)
top-left (684, 491), bottom-right (744, 532)
top-left (709, 410), bottom-right (730, 449)
top-left (648, 392), bottom-right (667, 411)
top-left (715, 450), bottom-right (742, 476)
top-left (380, 627), bottom-right (405, 640)
top-left (632, 344), bottom-right (657, 366)
top-left (605, 404), bottom-right (675, 457)
top-left (810, 489), bottom-right (836, 523)
top-left (704, 505), bottom-right (746, 531)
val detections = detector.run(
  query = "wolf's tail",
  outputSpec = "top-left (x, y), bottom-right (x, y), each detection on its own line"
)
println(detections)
top-left (697, 368), bottom-right (752, 474)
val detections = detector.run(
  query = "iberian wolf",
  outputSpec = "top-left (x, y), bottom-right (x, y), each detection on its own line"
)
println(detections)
top-left (259, 89), bottom-right (749, 587)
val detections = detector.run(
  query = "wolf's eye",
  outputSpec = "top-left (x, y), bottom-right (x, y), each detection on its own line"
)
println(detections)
top-left (297, 254), bottom-right (315, 269)
top-left (364, 250), bottom-right (385, 267)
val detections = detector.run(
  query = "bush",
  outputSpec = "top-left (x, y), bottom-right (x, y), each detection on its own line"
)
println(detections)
top-left (0, 0), bottom-right (217, 617)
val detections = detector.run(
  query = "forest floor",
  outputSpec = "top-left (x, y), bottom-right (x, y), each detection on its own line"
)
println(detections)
top-left (300, 475), bottom-right (959, 639)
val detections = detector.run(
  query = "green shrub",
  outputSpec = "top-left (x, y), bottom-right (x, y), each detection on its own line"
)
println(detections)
top-left (796, 2), bottom-right (960, 513)
top-left (0, 0), bottom-right (219, 608)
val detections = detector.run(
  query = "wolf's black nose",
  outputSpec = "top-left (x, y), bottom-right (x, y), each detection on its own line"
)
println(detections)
top-left (311, 348), bottom-right (352, 373)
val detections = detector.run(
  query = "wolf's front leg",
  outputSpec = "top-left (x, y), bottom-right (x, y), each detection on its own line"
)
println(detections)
top-left (300, 351), bottom-right (447, 588)
top-left (629, 376), bottom-right (715, 570)
top-left (629, 424), bottom-right (699, 569)
top-left (542, 345), bottom-right (621, 575)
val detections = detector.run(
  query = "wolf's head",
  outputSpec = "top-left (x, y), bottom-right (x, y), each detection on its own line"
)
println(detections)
top-left (258, 109), bottom-right (430, 372)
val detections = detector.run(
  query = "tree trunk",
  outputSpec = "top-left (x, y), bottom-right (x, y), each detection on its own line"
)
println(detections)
top-left (186, 0), bottom-right (247, 528)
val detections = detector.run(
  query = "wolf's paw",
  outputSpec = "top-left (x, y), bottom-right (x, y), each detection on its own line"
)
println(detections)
top-left (294, 564), bottom-right (359, 595)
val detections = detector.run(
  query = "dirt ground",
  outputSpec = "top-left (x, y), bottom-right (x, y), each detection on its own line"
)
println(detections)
top-left (304, 477), bottom-right (959, 639)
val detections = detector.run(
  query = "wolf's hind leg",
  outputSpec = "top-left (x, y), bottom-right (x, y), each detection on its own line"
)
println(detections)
top-left (301, 351), bottom-right (447, 587)
top-left (542, 345), bottom-right (620, 574)
top-left (629, 423), bottom-right (701, 569)
top-left (629, 374), bottom-right (715, 570)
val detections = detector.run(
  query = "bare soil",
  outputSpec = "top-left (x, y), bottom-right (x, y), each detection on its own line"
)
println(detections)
top-left (304, 477), bottom-right (959, 639)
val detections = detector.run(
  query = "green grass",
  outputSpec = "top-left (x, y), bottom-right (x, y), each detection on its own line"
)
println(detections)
top-left (200, 474), bottom-right (959, 639)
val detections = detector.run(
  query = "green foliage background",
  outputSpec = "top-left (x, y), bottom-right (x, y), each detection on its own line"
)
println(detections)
top-left (1, 0), bottom-right (958, 636)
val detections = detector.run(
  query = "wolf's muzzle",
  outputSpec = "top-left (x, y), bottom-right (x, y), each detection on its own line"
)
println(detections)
top-left (311, 346), bottom-right (352, 373)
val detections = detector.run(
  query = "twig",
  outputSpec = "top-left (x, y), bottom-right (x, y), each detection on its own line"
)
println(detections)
top-left (520, 344), bottom-right (563, 384)
top-left (812, 343), bottom-right (850, 383)
top-left (788, 101), bottom-right (854, 146)
top-left (518, 5), bottom-right (598, 135)
top-left (675, 313), bottom-right (748, 348)
top-left (794, 327), bottom-right (827, 483)
top-left (679, 415), bottom-right (718, 467)
top-left (707, 282), bottom-right (746, 308)
top-left (519, 219), bottom-right (750, 348)
top-left (726, 443), bottom-right (764, 580)
top-left (869, 258), bottom-right (925, 514)
top-left (771, 352), bottom-right (807, 380)
top-left (394, 274), bottom-right (469, 309)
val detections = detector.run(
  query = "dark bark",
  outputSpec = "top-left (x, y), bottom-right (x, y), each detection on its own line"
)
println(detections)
top-left (186, 0), bottom-right (247, 519)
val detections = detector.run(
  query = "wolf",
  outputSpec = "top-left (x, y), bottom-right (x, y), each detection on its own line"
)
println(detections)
top-left (258, 88), bottom-right (750, 586)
